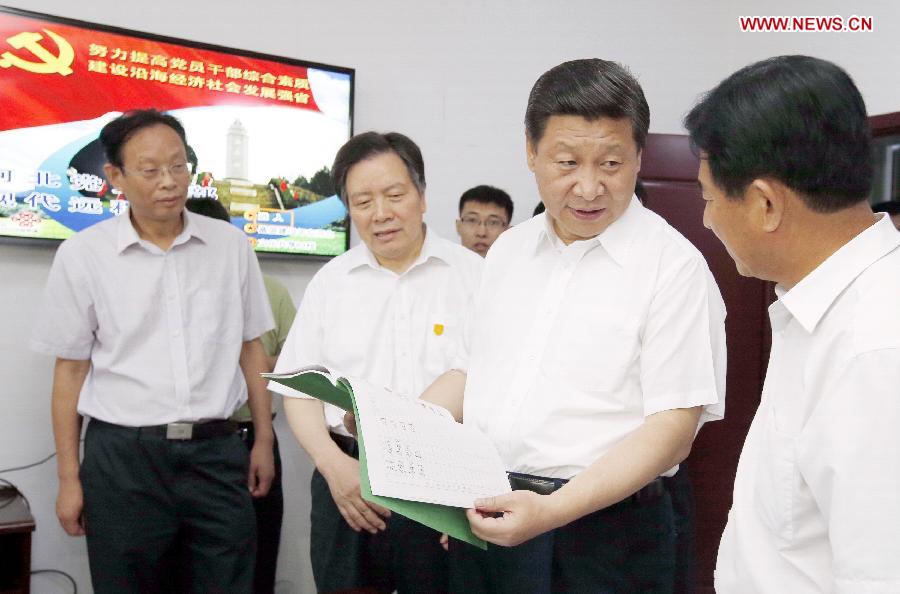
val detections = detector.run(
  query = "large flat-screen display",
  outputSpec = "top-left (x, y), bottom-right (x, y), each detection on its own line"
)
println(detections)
top-left (0, 6), bottom-right (353, 256)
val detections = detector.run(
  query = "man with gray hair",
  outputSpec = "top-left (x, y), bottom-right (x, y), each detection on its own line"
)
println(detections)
top-left (271, 131), bottom-right (483, 593)
top-left (421, 59), bottom-right (727, 592)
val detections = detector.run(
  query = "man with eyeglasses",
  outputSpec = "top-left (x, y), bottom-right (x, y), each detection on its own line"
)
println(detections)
top-left (455, 185), bottom-right (514, 257)
top-left (30, 109), bottom-right (275, 593)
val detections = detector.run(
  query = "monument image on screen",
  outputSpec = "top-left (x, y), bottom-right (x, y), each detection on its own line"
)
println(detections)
top-left (0, 6), bottom-right (354, 256)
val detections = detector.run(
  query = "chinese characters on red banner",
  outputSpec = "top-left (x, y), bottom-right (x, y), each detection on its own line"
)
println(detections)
top-left (85, 43), bottom-right (312, 105)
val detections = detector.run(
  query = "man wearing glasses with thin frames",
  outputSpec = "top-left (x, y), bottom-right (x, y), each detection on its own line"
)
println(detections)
top-left (455, 185), bottom-right (513, 257)
top-left (31, 109), bottom-right (275, 593)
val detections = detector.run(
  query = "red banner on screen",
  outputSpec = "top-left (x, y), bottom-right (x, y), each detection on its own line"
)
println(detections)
top-left (0, 13), bottom-right (321, 132)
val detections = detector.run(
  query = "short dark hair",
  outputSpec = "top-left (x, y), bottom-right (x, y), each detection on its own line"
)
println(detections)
top-left (533, 202), bottom-right (546, 216)
top-left (184, 197), bottom-right (230, 223)
top-left (331, 131), bottom-right (425, 203)
top-left (525, 59), bottom-right (650, 150)
top-left (458, 185), bottom-right (513, 222)
top-left (684, 55), bottom-right (872, 213)
top-left (99, 109), bottom-right (189, 168)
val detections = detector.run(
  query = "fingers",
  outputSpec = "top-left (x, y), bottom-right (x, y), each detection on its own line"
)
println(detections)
top-left (249, 446), bottom-right (275, 497)
top-left (474, 492), bottom-right (514, 513)
top-left (339, 496), bottom-right (387, 533)
top-left (343, 411), bottom-right (358, 437)
top-left (57, 483), bottom-right (86, 537)
top-left (246, 465), bottom-right (257, 494)
top-left (367, 501), bottom-right (392, 518)
top-left (59, 513), bottom-right (86, 536)
top-left (251, 470), bottom-right (273, 498)
top-left (467, 506), bottom-right (514, 544)
top-left (57, 506), bottom-right (85, 536)
top-left (440, 533), bottom-right (449, 551)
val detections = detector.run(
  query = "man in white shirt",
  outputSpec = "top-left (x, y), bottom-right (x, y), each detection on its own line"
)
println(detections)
top-left (271, 131), bottom-right (482, 593)
top-left (686, 56), bottom-right (900, 593)
top-left (423, 59), bottom-right (727, 593)
top-left (30, 109), bottom-right (275, 593)
top-left (455, 185), bottom-right (513, 257)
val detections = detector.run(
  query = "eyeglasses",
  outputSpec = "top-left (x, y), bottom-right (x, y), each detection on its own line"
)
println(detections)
top-left (122, 161), bottom-right (193, 181)
top-left (460, 215), bottom-right (508, 230)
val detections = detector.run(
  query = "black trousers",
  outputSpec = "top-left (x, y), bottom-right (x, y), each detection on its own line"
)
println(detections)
top-left (309, 439), bottom-right (448, 593)
top-left (80, 419), bottom-right (256, 594)
top-left (238, 423), bottom-right (284, 594)
top-left (448, 490), bottom-right (676, 594)
top-left (662, 463), bottom-right (696, 594)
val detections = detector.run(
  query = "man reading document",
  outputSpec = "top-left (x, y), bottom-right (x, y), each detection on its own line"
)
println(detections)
top-left (270, 131), bottom-right (482, 593)
top-left (420, 59), bottom-right (727, 593)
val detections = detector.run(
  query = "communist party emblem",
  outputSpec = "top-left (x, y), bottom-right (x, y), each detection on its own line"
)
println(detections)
top-left (0, 29), bottom-right (74, 76)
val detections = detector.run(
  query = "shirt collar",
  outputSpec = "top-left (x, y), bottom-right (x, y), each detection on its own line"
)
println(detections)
top-left (535, 195), bottom-right (641, 266)
top-left (347, 225), bottom-right (449, 274)
top-left (774, 214), bottom-right (900, 334)
top-left (116, 208), bottom-right (207, 254)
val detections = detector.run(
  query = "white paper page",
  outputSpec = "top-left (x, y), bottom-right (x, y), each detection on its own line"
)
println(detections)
top-left (351, 377), bottom-right (512, 508)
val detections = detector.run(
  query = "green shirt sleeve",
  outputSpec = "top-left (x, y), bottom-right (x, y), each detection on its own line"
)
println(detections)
top-left (260, 274), bottom-right (298, 358)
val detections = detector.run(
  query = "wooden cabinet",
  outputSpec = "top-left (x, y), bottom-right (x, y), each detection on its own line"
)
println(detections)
top-left (0, 494), bottom-right (35, 594)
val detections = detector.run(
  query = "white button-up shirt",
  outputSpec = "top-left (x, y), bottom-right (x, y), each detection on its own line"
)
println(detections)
top-left (30, 211), bottom-right (274, 426)
top-left (715, 214), bottom-right (900, 594)
top-left (463, 198), bottom-right (727, 479)
top-left (269, 229), bottom-right (483, 435)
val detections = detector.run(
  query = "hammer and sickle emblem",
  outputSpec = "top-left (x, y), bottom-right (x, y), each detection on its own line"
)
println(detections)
top-left (0, 29), bottom-right (75, 76)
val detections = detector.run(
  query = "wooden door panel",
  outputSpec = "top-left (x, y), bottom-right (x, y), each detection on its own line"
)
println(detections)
top-left (640, 135), bottom-right (771, 590)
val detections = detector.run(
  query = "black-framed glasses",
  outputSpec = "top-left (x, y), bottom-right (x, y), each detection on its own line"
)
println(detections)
top-left (460, 215), bottom-right (507, 230)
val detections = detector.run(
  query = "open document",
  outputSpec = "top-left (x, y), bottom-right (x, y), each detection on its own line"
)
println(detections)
top-left (263, 365), bottom-right (511, 548)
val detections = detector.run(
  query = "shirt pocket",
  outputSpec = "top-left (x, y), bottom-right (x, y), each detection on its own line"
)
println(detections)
top-left (188, 287), bottom-right (240, 344)
top-left (423, 313), bottom-right (460, 379)
top-left (754, 406), bottom-right (799, 547)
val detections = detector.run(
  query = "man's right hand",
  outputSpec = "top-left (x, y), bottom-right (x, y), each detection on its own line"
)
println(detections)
top-left (321, 452), bottom-right (390, 533)
top-left (57, 477), bottom-right (85, 536)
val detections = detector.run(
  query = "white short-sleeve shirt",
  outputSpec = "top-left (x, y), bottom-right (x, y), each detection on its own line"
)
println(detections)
top-left (30, 210), bottom-right (274, 426)
top-left (463, 198), bottom-right (727, 479)
top-left (715, 214), bottom-right (900, 594)
top-left (269, 229), bottom-right (483, 435)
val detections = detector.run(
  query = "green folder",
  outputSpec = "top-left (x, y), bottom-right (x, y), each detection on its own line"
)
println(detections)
top-left (265, 370), bottom-right (487, 549)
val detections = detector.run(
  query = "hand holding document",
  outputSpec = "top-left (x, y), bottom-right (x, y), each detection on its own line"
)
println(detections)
top-left (353, 379), bottom-right (511, 508)
top-left (264, 365), bottom-right (511, 548)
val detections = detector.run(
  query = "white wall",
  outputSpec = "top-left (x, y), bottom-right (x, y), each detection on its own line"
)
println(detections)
top-left (1, 1), bottom-right (898, 592)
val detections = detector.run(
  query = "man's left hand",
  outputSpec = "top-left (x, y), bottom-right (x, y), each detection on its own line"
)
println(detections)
top-left (467, 490), bottom-right (564, 547)
top-left (343, 411), bottom-right (358, 437)
top-left (248, 442), bottom-right (275, 498)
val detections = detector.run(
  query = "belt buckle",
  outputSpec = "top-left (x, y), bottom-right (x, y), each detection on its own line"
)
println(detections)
top-left (166, 422), bottom-right (193, 440)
